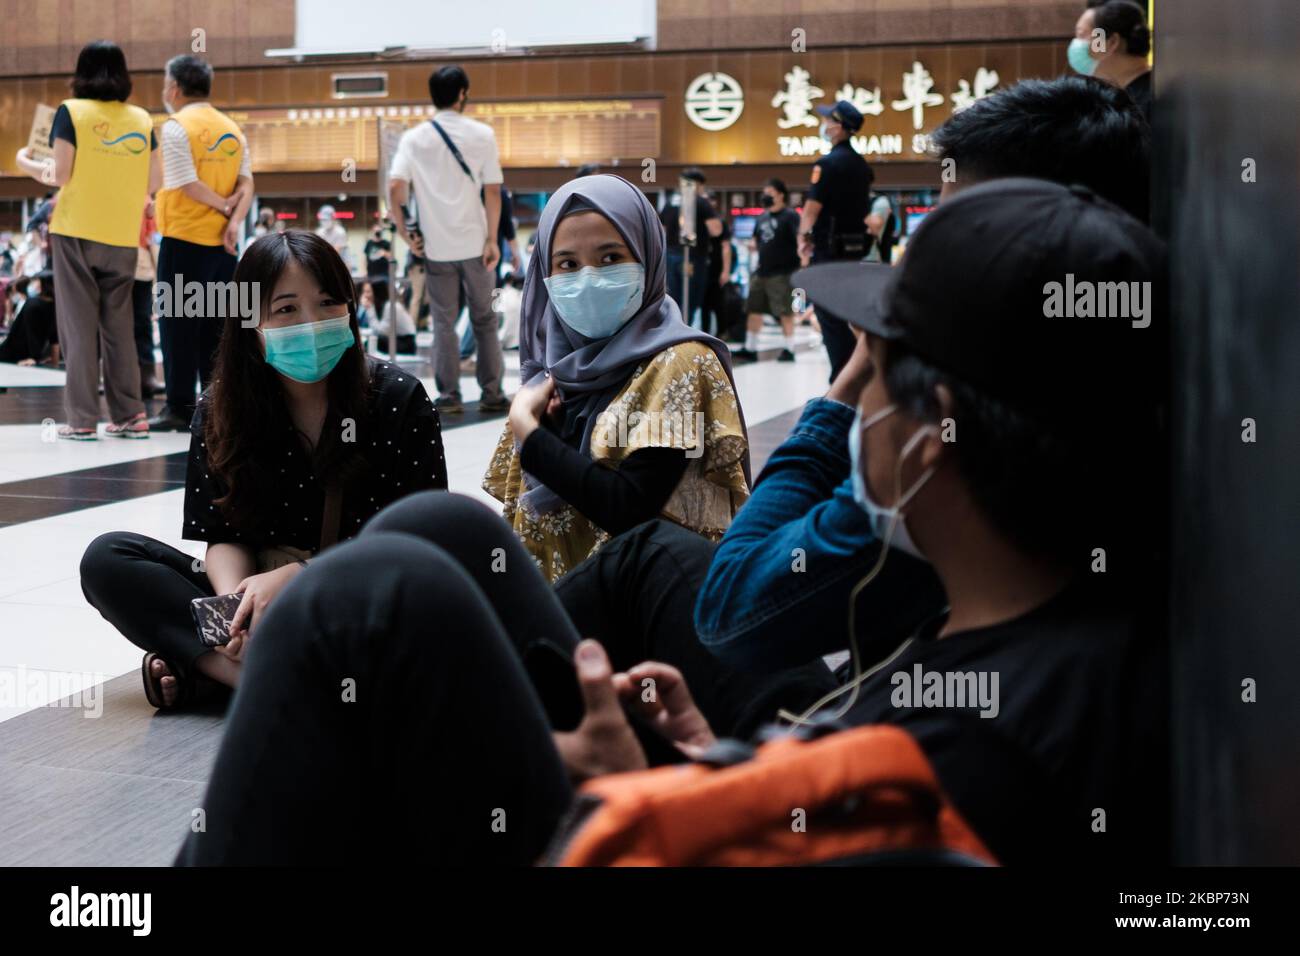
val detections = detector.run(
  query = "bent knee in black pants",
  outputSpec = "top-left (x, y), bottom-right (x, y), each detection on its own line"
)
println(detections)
top-left (556, 518), bottom-right (837, 739)
top-left (178, 530), bottom-right (572, 866)
top-left (363, 490), bottom-right (580, 657)
top-left (80, 530), bottom-right (216, 671)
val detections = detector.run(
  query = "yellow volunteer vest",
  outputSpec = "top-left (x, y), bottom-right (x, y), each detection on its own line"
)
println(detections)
top-left (48, 99), bottom-right (153, 249)
top-left (155, 105), bottom-right (245, 247)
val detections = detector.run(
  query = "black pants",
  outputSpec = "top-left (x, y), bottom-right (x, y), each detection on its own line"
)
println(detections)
top-left (0, 299), bottom-right (56, 363)
top-left (702, 274), bottom-right (728, 338)
top-left (818, 308), bottom-right (857, 383)
top-left (376, 333), bottom-right (416, 354)
top-left (813, 253), bottom-right (859, 382)
top-left (157, 237), bottom-right (235, 416)
top-left (555, 516), bottom-right (835, 739)
top-left (369, 275), bottom-right (390, 323)
top-left (81, 532), bottom-right (217, 672)
top-left (132, 279), bottom-right (154, 368)
top-left (666, 250), bottom-right (708, 327)
top-left (176, 492), bottom-right (834, 865)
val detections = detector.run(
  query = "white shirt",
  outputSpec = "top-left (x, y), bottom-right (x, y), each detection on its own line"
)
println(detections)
top-left (377, 300), bottom-right (416, 338)
top-left (21, 244), bottom-right (44, 276)
top-left (497, 284), bottom-right (523, 350)
top-left (316, 223), bottom-right (353, 269)
top-left (389, 109), bottom-right (503, 262)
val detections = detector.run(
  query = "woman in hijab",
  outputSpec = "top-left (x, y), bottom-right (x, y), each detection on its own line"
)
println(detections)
top-left (483, 174), bottom-right (751, 581)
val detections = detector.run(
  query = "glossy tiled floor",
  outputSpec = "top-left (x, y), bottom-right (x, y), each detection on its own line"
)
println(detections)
top-left (0, 326), bottom-right (831, 863)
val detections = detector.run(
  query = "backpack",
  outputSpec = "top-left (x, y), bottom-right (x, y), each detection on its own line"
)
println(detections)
top-left (542, 723), bottom-right (996, 867)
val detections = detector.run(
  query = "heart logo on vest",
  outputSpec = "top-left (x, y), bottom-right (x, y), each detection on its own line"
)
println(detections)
top-left (95, 121), bottom-right (148, 154)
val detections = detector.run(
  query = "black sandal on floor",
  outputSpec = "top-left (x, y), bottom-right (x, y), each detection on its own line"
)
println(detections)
top-left (142, 652), bottom-right (229, 710)
top-left (141, 653), bottom-right (230, 711)
top-left (141, 653), bottom-right (186, 709)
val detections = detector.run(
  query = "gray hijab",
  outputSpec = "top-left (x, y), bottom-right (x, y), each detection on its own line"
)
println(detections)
top-left (518, 173), bottom-right (748, 514)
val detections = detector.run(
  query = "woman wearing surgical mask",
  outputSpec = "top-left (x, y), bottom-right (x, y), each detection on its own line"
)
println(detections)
top-left (1070, 1), bottom-right (1153, 123)
top-left (483, 174), bottom-right (751, 581)
top-left (80, 231), bottom-right (448, 709)
top-left (14, 40), bottom-right (162, 440)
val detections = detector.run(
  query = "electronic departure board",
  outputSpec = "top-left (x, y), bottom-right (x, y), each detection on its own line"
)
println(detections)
top-left (190, 99), bottom-right (662, 173)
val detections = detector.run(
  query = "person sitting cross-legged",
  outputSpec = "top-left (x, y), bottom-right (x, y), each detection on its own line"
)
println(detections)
top-left (176, 179), bottom-right (1167, 867)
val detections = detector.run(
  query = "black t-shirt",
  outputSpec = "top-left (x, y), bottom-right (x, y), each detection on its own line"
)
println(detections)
top-left (754, 207), bottom-right (801, 277)
top-left (807, 140), bottom-right (873, 255)
top-left (49, 103), bottom-right (158, 151)
top-left (660, 196), bottom-right (718, 263)
top-left (364, 237), bottom-right (392, 278)
top-left (837, 579), bottom-right (1166, 865)
top-left (182, 358), bottom-right (448, 551)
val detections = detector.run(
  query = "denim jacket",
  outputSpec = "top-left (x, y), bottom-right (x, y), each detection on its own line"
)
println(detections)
top-left (694, 397), bottom-right (944, 673)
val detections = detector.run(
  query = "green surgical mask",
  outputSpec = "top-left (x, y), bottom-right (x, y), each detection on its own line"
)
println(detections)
top-left (1068, 37), bottom-right (1099, 76)
top-left (259, 315), bottom-right (355, 383)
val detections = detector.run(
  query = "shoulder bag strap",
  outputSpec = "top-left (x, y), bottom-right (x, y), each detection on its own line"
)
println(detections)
top-left (430, 119), bottom-right (475, 181)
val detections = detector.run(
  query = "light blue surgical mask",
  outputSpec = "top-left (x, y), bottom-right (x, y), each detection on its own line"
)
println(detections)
top-left (259, 314), bottom-right (355, 383)
top-left (1068, 37), bottom-right (1099, 76)
top-left (544, 262), bottom-right (645, 339)
top-left (848, 403), bottom-right (936, 561)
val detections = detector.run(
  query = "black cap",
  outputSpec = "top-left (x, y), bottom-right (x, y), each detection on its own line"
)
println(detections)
top-left (793, 178), bottom-right (1166, 417)
top-left (816, 99), bottom-right (864, 133)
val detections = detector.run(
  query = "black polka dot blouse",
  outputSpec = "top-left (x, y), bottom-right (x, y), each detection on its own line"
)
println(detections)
top-left (182, 359), bottom-right (448, 553)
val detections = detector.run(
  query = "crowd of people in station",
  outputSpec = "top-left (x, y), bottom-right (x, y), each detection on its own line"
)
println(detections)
top-left (4, 0), bottom-right (1165, 866)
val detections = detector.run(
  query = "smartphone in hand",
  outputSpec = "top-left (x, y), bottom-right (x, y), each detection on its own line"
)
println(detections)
top-left (523, 639), bottom-right (689, 765)
top-left (190, 592), bottom-right (244, 647)
top-left (524, 639), bottom-right (585, 731)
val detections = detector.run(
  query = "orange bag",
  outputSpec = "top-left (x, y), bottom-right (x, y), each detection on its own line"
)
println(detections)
top-left (544, 724), bottom-right (996, 867)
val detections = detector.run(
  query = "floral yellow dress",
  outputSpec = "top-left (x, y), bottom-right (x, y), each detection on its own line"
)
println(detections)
top-left (483, 341), bottom-right (750, 581)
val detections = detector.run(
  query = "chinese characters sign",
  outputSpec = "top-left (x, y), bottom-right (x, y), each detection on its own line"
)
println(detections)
top-left (686, 59), bottom-right (1004, 160)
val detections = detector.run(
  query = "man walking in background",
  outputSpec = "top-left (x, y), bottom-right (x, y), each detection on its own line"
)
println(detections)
top-left (389, 64), bottom-right (508, 414)
top-left (737, 177), bottom-right (800, 363)
top-left (148, 55), bottom-right (252, 431)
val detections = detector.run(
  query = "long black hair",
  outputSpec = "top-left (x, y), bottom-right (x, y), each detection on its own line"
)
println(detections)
top-left (205, 231), bottom-right (372, 529)
top-left (71, 41), bottom-right (132, 102)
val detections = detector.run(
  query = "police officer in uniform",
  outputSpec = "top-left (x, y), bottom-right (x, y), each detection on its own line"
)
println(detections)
top-left (797, 99), bottom-right (874, 380)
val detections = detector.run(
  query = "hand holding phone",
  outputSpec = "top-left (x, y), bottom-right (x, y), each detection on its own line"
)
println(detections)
top-left (528, 639), bottom-right (705, 770)
top-left (190, 592), bottom-right (244, 647)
